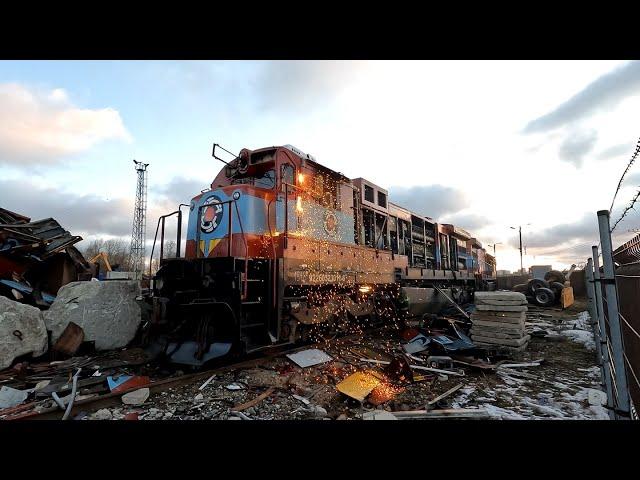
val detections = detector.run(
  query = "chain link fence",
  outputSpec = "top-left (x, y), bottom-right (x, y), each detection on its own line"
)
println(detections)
top-left (585, 210), bottom-right (637, 419)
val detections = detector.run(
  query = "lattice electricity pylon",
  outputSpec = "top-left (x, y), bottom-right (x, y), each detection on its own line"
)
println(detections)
top-left (129, 160), bottom-right (149, 280)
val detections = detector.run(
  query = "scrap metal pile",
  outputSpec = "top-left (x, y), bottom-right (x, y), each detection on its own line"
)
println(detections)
top-left (0, 208), bottom-right (92, 308)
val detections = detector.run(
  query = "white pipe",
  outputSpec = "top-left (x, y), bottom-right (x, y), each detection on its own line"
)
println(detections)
top-left (62, 368), bottom-right (81, 421)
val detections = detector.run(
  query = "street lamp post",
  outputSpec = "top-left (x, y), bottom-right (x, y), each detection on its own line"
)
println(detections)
top-left (488, 242), bottom-right (502, 268)
top-left (510, 224), bottom-right (531, 274)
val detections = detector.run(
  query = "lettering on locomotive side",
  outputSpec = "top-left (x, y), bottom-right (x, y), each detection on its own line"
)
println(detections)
top-left (290, 270), bottom-right (357, 284)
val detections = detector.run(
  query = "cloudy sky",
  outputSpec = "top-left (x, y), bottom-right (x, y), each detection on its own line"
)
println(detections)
top-left (1, 60), bottom-right (640, 272)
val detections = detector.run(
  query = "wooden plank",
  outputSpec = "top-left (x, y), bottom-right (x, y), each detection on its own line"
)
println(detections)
top-left (232, 387), bottom-right (275, 412)
top-left (391, 408), bottom-right (489, 419)
top-left (52, 322), bottom-right (85, 356)
top-left (427, 383), bottom-right (464, 406)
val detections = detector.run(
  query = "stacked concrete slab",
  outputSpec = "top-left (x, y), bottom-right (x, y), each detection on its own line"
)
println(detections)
top-left (470, 292), bottom-right (530, 352)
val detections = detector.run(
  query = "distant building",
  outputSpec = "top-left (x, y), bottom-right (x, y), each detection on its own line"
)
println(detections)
top-left (530, 265), bottom-right (552, 280)
top-left (496, 269), bottom-right (511, 276)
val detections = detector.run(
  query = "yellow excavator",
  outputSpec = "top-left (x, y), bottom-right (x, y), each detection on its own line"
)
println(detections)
top-left (88, 252), bottom-right (112, 273)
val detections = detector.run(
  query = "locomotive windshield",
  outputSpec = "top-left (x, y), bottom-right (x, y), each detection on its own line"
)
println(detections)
top-left (229, 167), bottom-right (276, 189)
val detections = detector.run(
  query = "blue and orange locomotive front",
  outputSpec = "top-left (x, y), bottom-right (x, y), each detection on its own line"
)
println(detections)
top-left (150, 143), bottom-right (495, 366)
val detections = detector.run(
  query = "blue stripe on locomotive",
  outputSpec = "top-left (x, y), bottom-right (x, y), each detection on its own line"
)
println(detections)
top-left (187, 190), bottom-right (271, 242)
top-left (187, 190), bottom-right (356, 249)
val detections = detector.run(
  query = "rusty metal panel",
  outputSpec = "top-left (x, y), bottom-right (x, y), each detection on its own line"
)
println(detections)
top-left (614, 263), bottom-right (640, 414)
top-left (561, 286), bottom-right (574, 309)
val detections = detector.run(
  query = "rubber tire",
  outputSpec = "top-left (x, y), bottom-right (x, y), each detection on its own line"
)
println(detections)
top-left (527, 278), bottom-right (550, 294)
top-left (544, 270), bottom-right (566, 284)
top-left (534, 287), bottom-right (556, 307)
top-left (549, 281), bottom-right (564, 297)
top-left (512, 283), bottom-right (528, 293)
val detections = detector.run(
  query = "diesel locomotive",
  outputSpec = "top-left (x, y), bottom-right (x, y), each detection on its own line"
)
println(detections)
top-left (148, 144), bottom-right (496, 365)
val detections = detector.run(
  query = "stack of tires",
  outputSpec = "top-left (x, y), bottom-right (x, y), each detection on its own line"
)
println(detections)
top-left (512, 270), bottom-right (566, 307)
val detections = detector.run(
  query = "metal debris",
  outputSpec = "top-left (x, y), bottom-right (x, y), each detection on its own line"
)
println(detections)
top-left (286, 349), bottom-right (333, 368)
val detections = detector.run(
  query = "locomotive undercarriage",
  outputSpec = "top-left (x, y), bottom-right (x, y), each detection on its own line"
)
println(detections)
top-left (146, 256), bottom-right (413, 366)
top-left (146, 254), bottom-right (482, 366)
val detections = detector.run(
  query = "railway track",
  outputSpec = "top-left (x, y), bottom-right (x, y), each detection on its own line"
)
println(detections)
top-left (5, 328), bottom-right (382, 421)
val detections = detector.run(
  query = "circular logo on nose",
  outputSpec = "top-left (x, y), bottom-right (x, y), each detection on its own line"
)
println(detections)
top-left (200, 195), bottom-right (224, 233)
top-left (324, 211), bottom-right (338, 237)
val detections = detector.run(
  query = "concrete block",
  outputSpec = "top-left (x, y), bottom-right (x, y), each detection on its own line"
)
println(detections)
top-left (44, 281), bottom-right (141, 351)
top-left (0, 296), bottom-right (48, 370)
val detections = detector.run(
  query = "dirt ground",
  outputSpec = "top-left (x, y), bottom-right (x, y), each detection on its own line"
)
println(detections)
top-left (78, 298), bottom-right (608, 421)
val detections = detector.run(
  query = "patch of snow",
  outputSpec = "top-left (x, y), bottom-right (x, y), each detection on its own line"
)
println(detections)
top-left (483, 404), bottom-right (527, 420)
top-left (560, 388), bottom-right (610, 420)
top-left (497, 372), bottom-right (527, 386)
top-left (475, 396), bottom-right (496, 402)
top-left (561, 329), bottom-right (595, 351)
top-left (557, 311), bottom-right (595, 350)
top-left (583, 366), bottom-right (603, 382)
top-left (451, 386), bottom-right (476, 408)
top-left (522, 397), bottom-right (567, 418)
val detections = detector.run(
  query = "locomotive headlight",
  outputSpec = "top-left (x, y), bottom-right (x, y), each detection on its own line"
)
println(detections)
top-left (233, 191), bottom-right (241, 200)
top-left (289, 301), bottom-right (301, 313)
top-left (359, 285), bottom-right (372, 293)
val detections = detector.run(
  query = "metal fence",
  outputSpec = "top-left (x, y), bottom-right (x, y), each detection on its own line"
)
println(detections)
top-left (584, 210), bottom-right (638, 419)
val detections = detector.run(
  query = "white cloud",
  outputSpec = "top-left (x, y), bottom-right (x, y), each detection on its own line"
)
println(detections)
top-left (0, 82), bottom-right (132, 165)
top-left (558, 129), bottom-right (598, 167)
top-left (523, 61), bottom-right (640, 133)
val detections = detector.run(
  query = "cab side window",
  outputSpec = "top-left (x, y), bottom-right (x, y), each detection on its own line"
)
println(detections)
top-left (281, 164), bottom-right (294, 189)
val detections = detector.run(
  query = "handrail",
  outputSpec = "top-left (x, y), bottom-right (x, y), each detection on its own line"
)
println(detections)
top-left (148, 205), bottom-right (188, 280)
top-left (149, 211), bottom-right (178, 280)
top-left (233, 200), bottom-right (249, 300)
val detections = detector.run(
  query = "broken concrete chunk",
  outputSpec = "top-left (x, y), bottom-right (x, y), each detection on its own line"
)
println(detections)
top-left (0, 296), bottom-right (48, 370)
top-left (471, 311), bottom-right (526, 324)
top-left (471, 319), bottom-right (525, 331)
top-left (92, 408), bottom-right (113, 420)
top-left (307, 405), bottom-right (328, 417)
top-left (240, 368), bottom-right (288, 388)
top-left (44, 281), bottom-right (141, 351)
top-left (587, 389), bottom-right (607, 406)
top-left (121, 387), bottom-right (150, 406)
top-left (362, 410), bottom-right (398, 420)
top-left (0, 385), bottom-right (29, 409)
top-left (476, 304), bottom-right (528, 312)
top-left (475, 291), bottom-right (527, 302)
